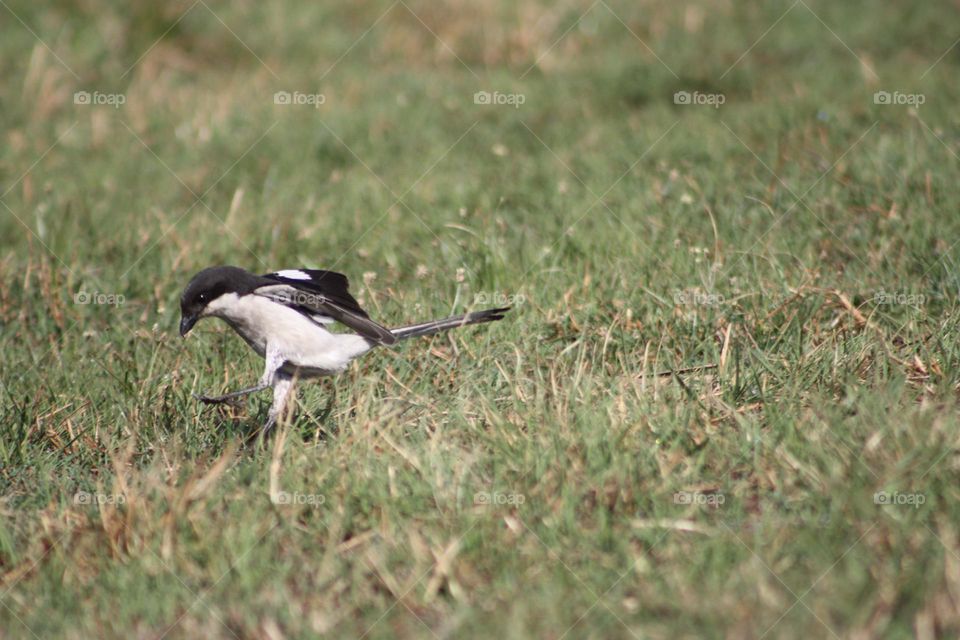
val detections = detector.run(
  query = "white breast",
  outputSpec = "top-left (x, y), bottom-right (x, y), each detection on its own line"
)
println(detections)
top-left (205, 292), bottom-right (373, 375)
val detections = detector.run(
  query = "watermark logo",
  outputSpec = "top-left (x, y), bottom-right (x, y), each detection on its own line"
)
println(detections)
top-left (873, 91), bottom-right (925, 107)
top-left (874, 289), bottom-right (925, 306)
top-left (272, 490), bottom-right (325, 506)
top-left (474, 491), bottom-right (525, 506)
top-left (74, 490), bottom-right (125, 505)
top-left (274, 91), bottom-right (326, 108)
top-left (674, 490), bottom-right (725, 506)
top-left (673, 289), bottom-right (725, 306)
top-left (74, 291), bottom-right (125, 306)
top-left (874, 491), bottom-right (925, 508)
top-left (673, 90), bottom-right (725, 109)
top-left (473, 291), bottom-right (526, 307)
top-left (267, 290), bottom-right (332, 308)
top-left (74, 91), bottom-right (126, 108)
top-left (474, 91), bottom-right (525, 108)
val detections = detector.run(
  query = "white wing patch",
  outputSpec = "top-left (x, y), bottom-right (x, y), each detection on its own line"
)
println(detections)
top-left (274, 269), bottom-right (311, 280)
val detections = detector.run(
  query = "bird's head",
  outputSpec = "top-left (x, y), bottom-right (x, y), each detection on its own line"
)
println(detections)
top-left (179, 266), bottom-right (259, 336)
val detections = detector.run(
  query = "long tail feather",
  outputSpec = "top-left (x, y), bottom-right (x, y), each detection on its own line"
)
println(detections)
top-left (391, 307), bottom-right (510, 341)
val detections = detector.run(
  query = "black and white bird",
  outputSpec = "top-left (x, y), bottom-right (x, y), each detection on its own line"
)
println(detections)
top-left (179, 266), bottom-right (510, 435)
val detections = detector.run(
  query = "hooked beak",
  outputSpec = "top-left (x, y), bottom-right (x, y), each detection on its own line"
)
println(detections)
top-left (179, 314), bottom-right (198, 337)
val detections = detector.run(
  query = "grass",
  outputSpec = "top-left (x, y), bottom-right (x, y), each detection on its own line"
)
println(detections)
top-left (1, 0), bottom-right (959, 637)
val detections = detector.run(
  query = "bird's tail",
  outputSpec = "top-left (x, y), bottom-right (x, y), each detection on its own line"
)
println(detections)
top-left (390, 307), bottom-right (510, 341)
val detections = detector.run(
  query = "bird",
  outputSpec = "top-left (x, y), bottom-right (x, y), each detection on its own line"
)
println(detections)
top-left (179, 265), bottom-right (510, 437)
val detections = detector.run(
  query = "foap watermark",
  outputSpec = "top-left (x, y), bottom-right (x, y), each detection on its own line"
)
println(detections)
top-left (874, 289), bottom-right (925, 306)
top-left (473, 291), bottom-right (526, 307)
top-left (74, 291), bottom-right (125, 306)
top-left (474, 91), bottom-right (525, 108)
top-left (267, 290), bottom-right (330, 308)
top-left (873, 90), bottom-right (925, 107)
top-left (274, 91), bottom-right (326, 108)
top-left (474, 491), bottom-right (525, 506)
top-left (874, 490), bottom-right (925, 509)
top-left (272, 490), bottom-right (326, 506)
top-left (673, 90), bottom-right (725, 109)
top-left (74, 490), bottom-right (125, 505)
top-left (674, 490), bottom-right (725, 506)
top-left (74, 90), bottom-right (126, 108)
top-left (673, 289), bottom-right (725, 306)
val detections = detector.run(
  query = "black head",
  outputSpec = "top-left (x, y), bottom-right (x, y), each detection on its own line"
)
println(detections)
top-left (179, 266), bottom-right (262, 336)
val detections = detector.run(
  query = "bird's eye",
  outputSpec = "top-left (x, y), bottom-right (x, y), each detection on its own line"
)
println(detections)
top-left (197, 293), bottom-right (208, 303)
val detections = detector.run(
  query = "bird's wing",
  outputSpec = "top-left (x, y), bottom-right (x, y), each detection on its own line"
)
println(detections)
top-left (255, 270), bottom-right (396, 345)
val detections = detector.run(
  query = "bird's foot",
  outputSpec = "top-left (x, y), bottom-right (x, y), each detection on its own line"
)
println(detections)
top-left (193, 392), bottom-right (245, 406)
top-left (193, 383), bottom-right (267, 406)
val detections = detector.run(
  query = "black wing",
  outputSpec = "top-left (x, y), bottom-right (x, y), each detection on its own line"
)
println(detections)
top-left (257, 269), bottom-right (396, 345)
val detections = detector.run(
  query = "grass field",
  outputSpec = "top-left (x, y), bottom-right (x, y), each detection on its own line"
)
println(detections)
top-left (2, 1), bottom-right (960, 637)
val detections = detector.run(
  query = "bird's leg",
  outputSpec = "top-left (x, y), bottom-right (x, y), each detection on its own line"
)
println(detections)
top-left (195, 347), bottom-right (284, 406)
top-left (194, 384), bottom-right (267, 405)
top-left (259, 375), bottom-right (295, 441)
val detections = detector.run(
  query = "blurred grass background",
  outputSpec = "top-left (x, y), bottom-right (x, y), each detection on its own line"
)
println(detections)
top-left (1, 0), bottom-right (959, 637)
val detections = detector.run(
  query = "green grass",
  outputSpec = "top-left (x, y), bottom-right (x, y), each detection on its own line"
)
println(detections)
top-left (1, 0), bottom-right (959, 637)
